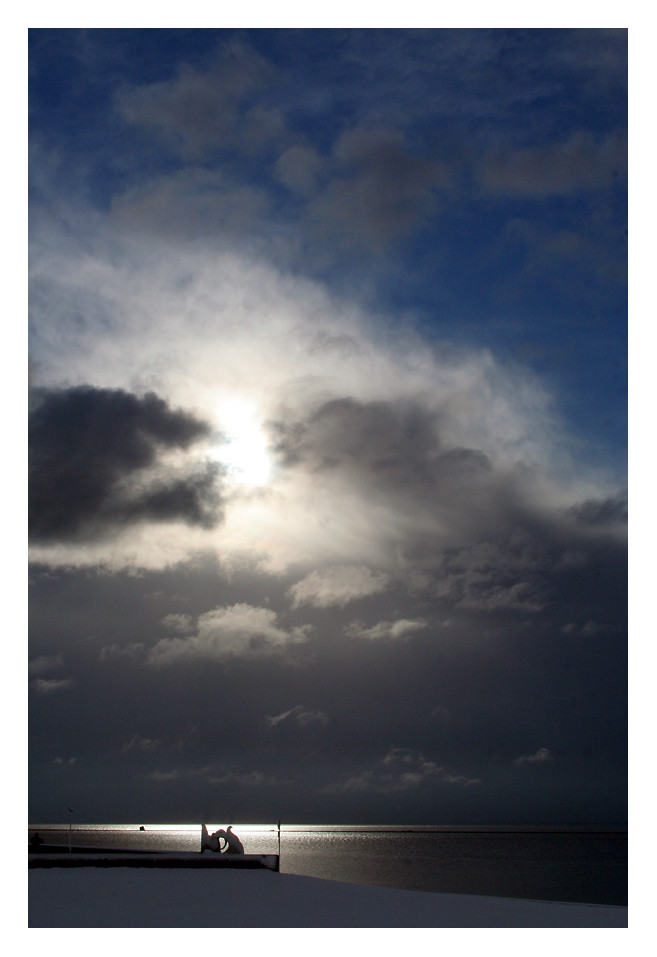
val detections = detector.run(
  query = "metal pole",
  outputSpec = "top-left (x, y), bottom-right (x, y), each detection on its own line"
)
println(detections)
top-left (68, 807), bottom-right (73, 853)
top-left (278, 820), bottom-right (281, 858)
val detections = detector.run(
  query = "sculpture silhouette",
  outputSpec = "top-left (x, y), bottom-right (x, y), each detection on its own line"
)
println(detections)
top-left (220, 825), bottom-right (245, 855)
top-left (201, 823), bottom-right (244, 854)
top-left (201, 823), bottom-right (222, 852)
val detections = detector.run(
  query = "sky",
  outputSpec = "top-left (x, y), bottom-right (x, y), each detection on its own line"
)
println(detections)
top-left (27, 26), bottom-right (627, 825)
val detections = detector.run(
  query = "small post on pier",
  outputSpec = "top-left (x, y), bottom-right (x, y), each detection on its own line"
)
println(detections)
top-left (278, 820), bottom-right (281, 859)
top-left (68, 806), bottom-right (74, 853)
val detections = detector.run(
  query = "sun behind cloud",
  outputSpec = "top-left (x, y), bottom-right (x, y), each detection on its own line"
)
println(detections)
top-left (211, 398), bottom-right (272, 488)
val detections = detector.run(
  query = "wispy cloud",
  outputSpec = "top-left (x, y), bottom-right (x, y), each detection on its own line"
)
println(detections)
top-left (144, 763), bottom-right (277, 787)
top-left (515, 747), bottom-right (553, 765)
top-left (265, 705), bottom-right (330, 728)
top-left (29, 654), bottom-right (64, 676)
top-left (99, 642), bottom-right (145, 662)
top-left (330, 748), bottom-right (481, 794)
top-left (122, 734), bottom-right (160, 753)
top-left (30, 677), bottom-right (74, 694)
top-left (345, 619), bottom-right (427, 642)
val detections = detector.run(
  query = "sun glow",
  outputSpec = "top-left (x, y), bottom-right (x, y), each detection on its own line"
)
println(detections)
top-left (213, 399), bottom-right (272, 488)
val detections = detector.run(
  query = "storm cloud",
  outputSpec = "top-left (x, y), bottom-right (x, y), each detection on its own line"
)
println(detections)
top-left (29, 385), bottom-right (222, 543)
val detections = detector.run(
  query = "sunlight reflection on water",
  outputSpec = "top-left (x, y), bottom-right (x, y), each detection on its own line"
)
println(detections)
top-left (28, 824), bottom-right (627, 904)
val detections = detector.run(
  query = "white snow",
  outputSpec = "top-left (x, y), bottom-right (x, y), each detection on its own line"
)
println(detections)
top-left (28, 867), bottom-right (627, 928)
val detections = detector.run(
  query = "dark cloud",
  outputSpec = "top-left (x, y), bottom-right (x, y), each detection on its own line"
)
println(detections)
top-left (569, 491), bottom-right (627, 528)
top-left (480, 130), bottom-right (627, 197)
top-left (502, 216), bottom-right (628, 286)
top-left (270, 396), bottom-right (490, 499)
top-left (29, 385), bottom-right (222, 542)
top-left (309, 126), bottom-right (451, 250)
top-left (111, 169), bottom-right (272, 240)
top-left (269, 390), bottom-right (627, 637)
top-left (115, 40), bottom-right (286, 160)
top-left (28, 385), bottom-right (626, 823)
top-left (268, 393), bottom-right (533, 561)
top-left (274, 145), bottom-right (325, 198)
top-left (29, 654), bottom-right (64, 676)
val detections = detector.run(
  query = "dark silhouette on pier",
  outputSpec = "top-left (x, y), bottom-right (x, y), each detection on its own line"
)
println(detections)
top-left (201, 823), bottom-right (244, 854)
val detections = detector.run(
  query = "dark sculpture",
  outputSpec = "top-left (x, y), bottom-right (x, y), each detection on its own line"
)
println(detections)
top-left (201, 823), bottom-right (244, 854)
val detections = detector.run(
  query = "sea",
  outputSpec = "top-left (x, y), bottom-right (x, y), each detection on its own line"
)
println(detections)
top-left (28, 823), bottom-right (627, 906)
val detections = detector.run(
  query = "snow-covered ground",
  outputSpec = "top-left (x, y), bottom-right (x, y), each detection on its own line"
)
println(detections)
top-left (28, 867), bottom-right (627, 928)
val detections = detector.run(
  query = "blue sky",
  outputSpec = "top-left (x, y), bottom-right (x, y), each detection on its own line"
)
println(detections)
top-left (29, 28), bottom-right (627, 468)
top-left (28, 27), bottom-right (627, 825)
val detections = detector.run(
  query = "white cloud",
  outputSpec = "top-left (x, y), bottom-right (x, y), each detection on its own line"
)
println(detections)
top-left (149, 603), bottom-right (312, 664)
top-left (288, 565), bottom-right (389, 608)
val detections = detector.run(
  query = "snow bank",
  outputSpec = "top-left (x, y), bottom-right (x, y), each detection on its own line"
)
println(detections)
top-left (28, 867), bottom-right (627, 928)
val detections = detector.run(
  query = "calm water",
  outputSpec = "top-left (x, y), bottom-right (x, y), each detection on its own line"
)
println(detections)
top-left (28, 823), bottom-right (627, 906)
